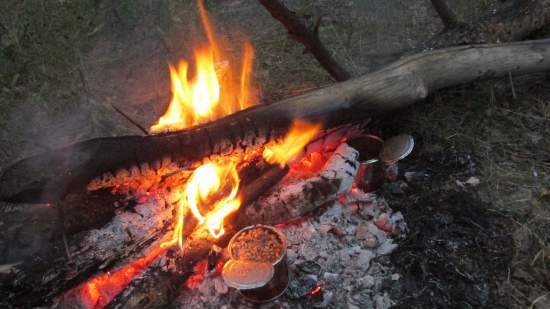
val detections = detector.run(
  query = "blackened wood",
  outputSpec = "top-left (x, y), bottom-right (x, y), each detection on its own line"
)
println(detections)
top-left (257, 0), bottom-right (351, 81)
top-left (101, 165), bottom-right (289, 309)
top-left (3, 40), bottom-right (550, 204)
top-left (0, 190), bottom-right (125, 309)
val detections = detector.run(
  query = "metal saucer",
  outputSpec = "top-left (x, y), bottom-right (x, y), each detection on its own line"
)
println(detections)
top-left (379, 134), bottom-right (414, 165)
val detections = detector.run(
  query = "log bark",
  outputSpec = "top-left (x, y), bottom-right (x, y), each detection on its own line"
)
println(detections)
top-left (2, 39), bottom-right (550, 204)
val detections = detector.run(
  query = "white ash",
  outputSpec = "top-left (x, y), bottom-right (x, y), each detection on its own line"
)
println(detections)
top-left (66, 196), bottom-right (174, 269)
top-left (173, 188), bottom-right (406, 309)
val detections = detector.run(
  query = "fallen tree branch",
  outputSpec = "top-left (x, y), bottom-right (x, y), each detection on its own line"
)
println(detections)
top-left (3, 39), bottom-right (550, 204)
top-left (109, 104), bottom-right (149, 136)
top-left (430, 0), bottom-right (462, 30)
top-left (257, 0), bottom-right (351, 81)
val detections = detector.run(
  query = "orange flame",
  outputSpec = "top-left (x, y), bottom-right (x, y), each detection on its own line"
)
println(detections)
top-left (263, 120), bottom-right (322, 167)
top-left (150, 0), bottom-right (257, 133)
top-left (161, 160), bottom-right (240, 248)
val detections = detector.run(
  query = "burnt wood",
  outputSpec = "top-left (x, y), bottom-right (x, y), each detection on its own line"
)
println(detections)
top-left (58, 164), bottom-right (289, 309)
top-left (0, 159), bottom-right (286, 308)
top-left (3, 39), bottom-right (550, 204)
top-left (97, 144), bottom-right (357, 309)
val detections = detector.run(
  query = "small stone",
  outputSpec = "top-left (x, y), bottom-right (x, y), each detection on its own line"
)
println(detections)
top-left (391, 273), bottom-right (400, 281)
top-left (465, 176), bottom-right (480, 186)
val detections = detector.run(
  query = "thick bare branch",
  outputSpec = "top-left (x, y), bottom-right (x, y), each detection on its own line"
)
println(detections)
top-left (257, 0), bottom-right (351, 81)
top-left (430, 0), bottom-right (462, 30)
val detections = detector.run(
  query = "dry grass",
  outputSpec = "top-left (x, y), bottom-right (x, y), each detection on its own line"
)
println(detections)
top-left (387, 75), bottom-right (550, 308)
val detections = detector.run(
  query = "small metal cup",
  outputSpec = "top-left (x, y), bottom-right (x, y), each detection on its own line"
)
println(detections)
top-left (348, 135), bottom-right (385, 192)
top-left (224, 225), bottom-right (289, 303)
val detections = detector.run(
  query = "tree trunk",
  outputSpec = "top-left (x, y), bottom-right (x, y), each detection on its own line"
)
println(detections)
top-left (2, 39), bottom-right (550, 204)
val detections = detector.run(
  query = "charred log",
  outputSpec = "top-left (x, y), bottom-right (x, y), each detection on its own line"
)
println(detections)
top-left (0, 157), bottom-right (290, 308)
top-left (58, 164), bottom-right (290, 309)
top-left (3, 40), bottom-right (550, 204)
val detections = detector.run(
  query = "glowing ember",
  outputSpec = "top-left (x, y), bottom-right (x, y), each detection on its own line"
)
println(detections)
top-left (150, 0), bottom-right (257, 133)
top-left (79, 246), bottom-right (166, 308)
top-left (309, 285), bottom-right (322, 295)
top-left (263, 120), bottom-right (322, 167)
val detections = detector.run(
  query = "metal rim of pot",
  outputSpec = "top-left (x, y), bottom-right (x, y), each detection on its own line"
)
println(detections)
top-left (228, 224), bottom-right (288, 266)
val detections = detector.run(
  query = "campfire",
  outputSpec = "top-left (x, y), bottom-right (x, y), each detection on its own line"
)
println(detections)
top-left (3, 1), bottom-right (550, 309)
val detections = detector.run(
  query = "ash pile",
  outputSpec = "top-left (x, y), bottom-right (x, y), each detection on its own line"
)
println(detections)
top-left (175, 193), bottom-right (406, 309)
top-left (173, 141), bottom-right (409, 309)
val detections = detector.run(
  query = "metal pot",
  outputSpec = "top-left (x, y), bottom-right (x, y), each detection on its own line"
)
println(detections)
top-left (223, 225), bottom-right (289, 303)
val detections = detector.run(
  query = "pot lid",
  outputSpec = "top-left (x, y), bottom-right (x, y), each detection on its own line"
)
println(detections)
top-left (222, 259), bottom-right (274, 290)
top-left (379, 134), bottom-right (414, 165)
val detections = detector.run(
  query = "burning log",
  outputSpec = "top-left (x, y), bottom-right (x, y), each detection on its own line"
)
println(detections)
top-left (1, 155), bottom-right (292, 309)
top-left (93, 144), bottom-right (359, 309)
top-left (55, 164), bottom-right (289, 309)
top-left (2, 39), bottom-right (550, 204)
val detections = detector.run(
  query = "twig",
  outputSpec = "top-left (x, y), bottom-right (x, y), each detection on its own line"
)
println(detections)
top-left (430, 0), bottom-right (462, 30)
top-left (508, 72), bottom-right (517, 100)
top-left (56, 203), bottom-right (72, 262)
top-left (257, 0), bottom-right (351, 81)
top-left (109, 104), bottom-right (149, 135)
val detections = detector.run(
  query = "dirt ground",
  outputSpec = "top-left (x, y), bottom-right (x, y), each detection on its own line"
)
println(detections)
top-left (0, 0), bottom-right (548, 308)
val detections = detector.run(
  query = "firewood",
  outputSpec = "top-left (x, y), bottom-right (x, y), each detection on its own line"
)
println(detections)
top-left (72, 164), bottom-right (290, 309)
top-left (100, 144), bottom-right (359, 309)
top-left (2, 39), bottom-right (550, 204)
